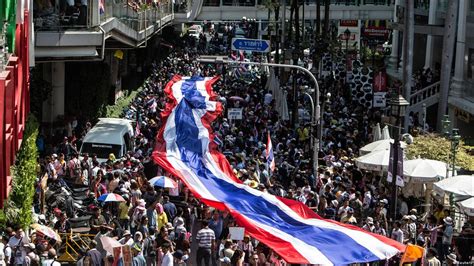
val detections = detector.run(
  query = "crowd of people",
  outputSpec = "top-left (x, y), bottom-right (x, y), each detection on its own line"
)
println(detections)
top-left (1, 29), bottom-right (472, 266)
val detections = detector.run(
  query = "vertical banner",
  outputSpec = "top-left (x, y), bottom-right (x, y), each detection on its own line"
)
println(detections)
top-left (387, 142), bottom-right (404, 187)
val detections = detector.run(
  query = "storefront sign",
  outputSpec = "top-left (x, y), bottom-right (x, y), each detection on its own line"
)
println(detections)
top-left (228, 108), bottom-right (243, 120)
top-left (363, 27), bottom-right (390, 38)
top-left (340, 20), bottom-right (358, 27)
top-left (454, 108), bottom-right (471, 123)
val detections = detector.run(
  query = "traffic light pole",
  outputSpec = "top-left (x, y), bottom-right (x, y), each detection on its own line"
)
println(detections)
top-left (197, 56), bottom-right (321, 182)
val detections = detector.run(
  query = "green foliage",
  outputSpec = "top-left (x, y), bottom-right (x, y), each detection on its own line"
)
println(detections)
top-left (2, 114), bottom-right (39, 229)
top-left (406, 134), bottom-right (474, 171)
top-left (105, 88), bottom-right (141, 118)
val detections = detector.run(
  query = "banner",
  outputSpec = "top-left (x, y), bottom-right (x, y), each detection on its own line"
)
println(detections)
top-left (387, 143), bottom-right (404, 187)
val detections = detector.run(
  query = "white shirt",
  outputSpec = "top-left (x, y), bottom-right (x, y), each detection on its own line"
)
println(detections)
top-left (161, 252), bottom-right (173, 266)
top-left (391, 228), bottom-right (404, 243)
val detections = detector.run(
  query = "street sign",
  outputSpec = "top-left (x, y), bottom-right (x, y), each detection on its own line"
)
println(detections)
top-left (231, 38), bottom-right (270, 53)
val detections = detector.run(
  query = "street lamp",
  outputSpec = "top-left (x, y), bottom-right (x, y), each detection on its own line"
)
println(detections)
top-left (441, 114), bottom-right (451, 137)
top-left (450, 128), bottom-right (460, 177)
top-left (389, 94), bottom-right (409, 221)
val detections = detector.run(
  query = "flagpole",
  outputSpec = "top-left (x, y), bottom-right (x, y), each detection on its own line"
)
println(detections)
top-left (197, 56), bottom-right (321, 183)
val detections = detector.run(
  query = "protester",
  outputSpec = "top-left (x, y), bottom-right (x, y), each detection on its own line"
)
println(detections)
top-left (7, 30), bottom-right (470, 266)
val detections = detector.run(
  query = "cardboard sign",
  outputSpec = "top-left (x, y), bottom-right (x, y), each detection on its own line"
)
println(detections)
top-left (228, 227), bottom-right (245, 241)
top-left (228, 108), bottom-right (243, 120)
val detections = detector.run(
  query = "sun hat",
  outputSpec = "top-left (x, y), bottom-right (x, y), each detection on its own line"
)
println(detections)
top-left (123, 230), bottom-right (131, 237)
top-left (443, 217), bottom-right (453, 225)
top-left (409, 215), bottom-right (417, 221)
top-left (366, 217), bottom-right (374, 224)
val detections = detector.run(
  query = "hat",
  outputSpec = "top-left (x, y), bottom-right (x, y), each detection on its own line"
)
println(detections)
top-left (175, 217), bottom-right (185, 226)
top-left (443, 217), bottom-right (453, 225)
top-left (347, 207), bottom-right (354, 214)
top-left (409, 215), bottom-right (417, 221)
top-left (410, 208), bottom-right (418, 214)
top-left (366, 217), bottom-right (374, 224)
top-left (331, 200), bottom-right (339, 208)
top-left (447, 253), bottom-right (457, 261)
top-left (52, 153), bottom-right (58, 158)
top-left (123, 230), bottom-right (131, 237)
top-left (166, 222), bottom-right (174, 230)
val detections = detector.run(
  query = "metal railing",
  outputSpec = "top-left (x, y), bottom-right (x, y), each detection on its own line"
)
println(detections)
top-left (102, 1), bottom-right (173, 32)
top-left (409, 81), bottom-right (441, 106)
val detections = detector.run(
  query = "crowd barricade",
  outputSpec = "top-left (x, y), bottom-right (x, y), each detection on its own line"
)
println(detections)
top-left (57, 233), bottom-right (95, 263)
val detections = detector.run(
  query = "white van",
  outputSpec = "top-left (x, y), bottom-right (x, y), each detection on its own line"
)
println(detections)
top-left (80, 118), bottom-right (134, 162)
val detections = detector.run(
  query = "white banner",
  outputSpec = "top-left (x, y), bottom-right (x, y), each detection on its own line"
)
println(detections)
top-left (228, 108), bottom-right (243, 120)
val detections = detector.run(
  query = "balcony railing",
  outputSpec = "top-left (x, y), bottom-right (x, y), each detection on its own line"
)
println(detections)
top-left (409, 81), bottom-right (441, 106)
top-left (102, 1), bottom-right (173, 32)
top-left (203, 0), bottom-right (395, 8)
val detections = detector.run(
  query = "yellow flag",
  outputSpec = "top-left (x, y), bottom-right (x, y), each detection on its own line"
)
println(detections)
top-left (400, 244), bottom-right (425, 266)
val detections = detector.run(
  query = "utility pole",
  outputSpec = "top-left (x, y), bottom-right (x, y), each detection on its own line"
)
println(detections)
top-left (316, 0), bottom-right (321, 37)
top-left (437, 0), bottom-right (459, 130)
top-left (196, 56), bottom-right (321, 186)
top-left (402, 0), bottom-right (414, 132)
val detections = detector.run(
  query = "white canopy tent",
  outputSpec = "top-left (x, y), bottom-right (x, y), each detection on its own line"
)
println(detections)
top-left (459, 197), bottom-right (474, 216)
top-left (434, 175), bottom-right (474, 197)
top-left (403, 159), bottom-right (449, 183)
top-left (355, 149), bottom-right (391, 172)
top-left (359, 139), bottom-right (407, 156)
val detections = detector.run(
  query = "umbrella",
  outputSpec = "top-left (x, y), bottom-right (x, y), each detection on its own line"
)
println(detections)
top-left (355, 149), bottom-right (391, 172)
top-left (359, 139), bottom-right (407, 156)
top-left (31, 224), bottom-right (61, 242)
top-left (434, 175), bottom-right (474, 197)
top-left (458, 197), bottom-right (474, 216)
top-left (229, 96), bottom-right (245, 102)
top-left (98, 193), bottom-right (126, 202)
top-left (149, 176), bottom-right (178, 189)
top-left (99, 236), bottom-right (122, 255)
top-left (403, 159), bottom-right (449, 183)
top-left (381, 125), bottom-right (390, 140)
top-left (372, 123), bottom-right (382, 142)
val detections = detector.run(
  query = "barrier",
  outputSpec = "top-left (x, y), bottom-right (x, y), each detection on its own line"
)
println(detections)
top-left (57, 233), bottom-right (95, 263)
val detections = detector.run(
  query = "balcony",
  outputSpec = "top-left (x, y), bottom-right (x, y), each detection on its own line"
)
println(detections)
top-left (34, 0), bottom-right (173, 61)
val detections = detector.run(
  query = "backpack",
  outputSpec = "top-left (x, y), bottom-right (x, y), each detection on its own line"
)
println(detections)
top-left (72, 160), bottom-right (81, 178)
top-left (144, 236), bottom-right (156, 258)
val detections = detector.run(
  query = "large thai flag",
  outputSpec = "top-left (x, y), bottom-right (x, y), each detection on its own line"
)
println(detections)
top-left (266, 132), bottom-right (276, 172)
top-left (152, 75), bottom-right (405, 264)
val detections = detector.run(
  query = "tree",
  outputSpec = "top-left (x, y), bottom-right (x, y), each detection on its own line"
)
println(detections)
top-left (406, 134), bottom-right (474, 171)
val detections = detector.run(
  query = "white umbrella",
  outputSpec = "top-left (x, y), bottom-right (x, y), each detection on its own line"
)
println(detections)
top-left (458, 197), bottom-right (474, 216)
top-left (434, 175), bottom-right (474, 197)
top-left (381, 125), bottom-right (390, 140)
top-left (355, 149), bottom-right (391, 172)
top-left (403, 159), bottom-right (449, 183)
top-left (372, 123), bottom-right (382, 142)
top-left (359, 139), bottom-right (407, 156)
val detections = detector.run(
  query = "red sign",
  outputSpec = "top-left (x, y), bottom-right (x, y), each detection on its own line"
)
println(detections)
top-left (363, 26), bottom-right (390, 38)
top-left (373, 71), bottom-right (387, 92)
top-left (340, 20), bottom-right (358, 27)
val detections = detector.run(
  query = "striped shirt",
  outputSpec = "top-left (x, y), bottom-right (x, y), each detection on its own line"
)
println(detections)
top-left (196, 227), bottom-right (215, 248)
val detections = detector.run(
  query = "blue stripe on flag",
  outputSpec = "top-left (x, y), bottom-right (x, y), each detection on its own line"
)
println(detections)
top-left (173, 97), bottom-right (380, 265)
